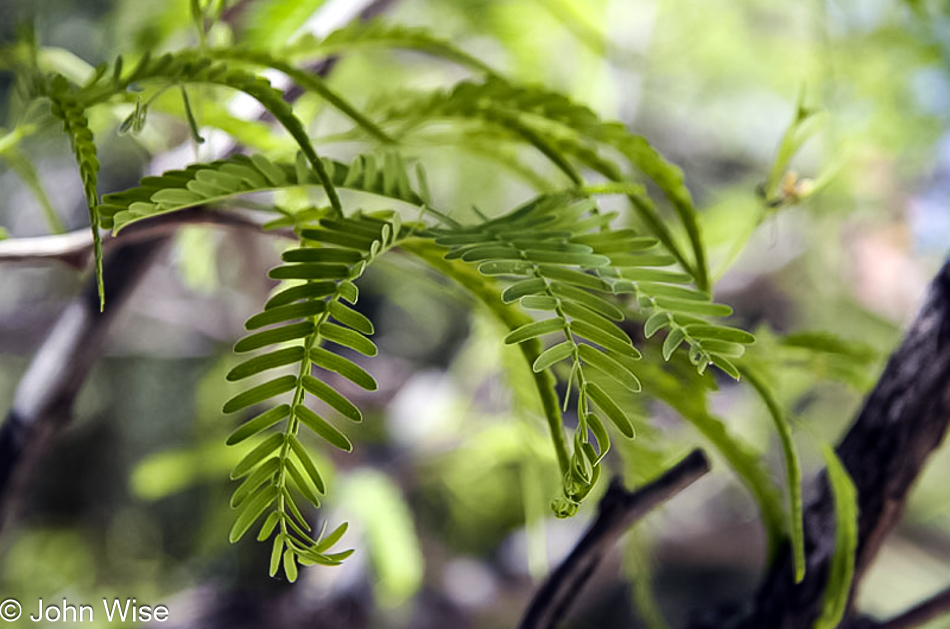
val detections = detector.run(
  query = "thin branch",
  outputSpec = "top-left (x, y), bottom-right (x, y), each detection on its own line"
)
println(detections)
top-left (0, 208), bottom-right (293, 266)
top-left (519, 449), bottom-right (711, 629)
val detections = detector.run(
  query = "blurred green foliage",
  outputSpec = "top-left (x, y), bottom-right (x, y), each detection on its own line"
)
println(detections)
top-left (2, 0), bottom-right (950, 627)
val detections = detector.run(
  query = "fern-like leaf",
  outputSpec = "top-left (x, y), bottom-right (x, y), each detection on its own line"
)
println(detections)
top-left (281, 20), bottom-right (497, 75)
top-left (99, 152), bottom-right (423, 233)
top-left (225, 212), bottom-right (402, 580)
top-left (207, 48), bottom-right (393, 143)
top-left (429, 192), bottom-right (752, 512)
top-left (47, 75), bottom-right (104, 308)
top-left (382, 78), bottom-right (710, 289)
top-left (431, 195), bottom-right (636, 508)
top-left (85, 52), bottom-right (342, 213)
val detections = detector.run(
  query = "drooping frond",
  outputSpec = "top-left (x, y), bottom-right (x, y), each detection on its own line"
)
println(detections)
top-left (206, 48), bottom-right (393, 143)
top-left (381, 78), bottom-right (709, 289)
top-left (427, 193), bottom-right (750, 512)
top-left (741, 365), bottom-right (804, 582)
top-left (225, 211), bottom-right (403, 581)
top-left (46, 75), bottom-right (104, 308)
top-left (281, 20), bottom-right (497, 75)
top-left (99, 152), bottom-right (424, 233)
top-left (85, 53), bottom-right (342, 212)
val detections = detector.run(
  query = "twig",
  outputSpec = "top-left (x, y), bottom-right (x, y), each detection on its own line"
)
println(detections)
top-left (519, 449), bottom-right (711, 629)
top-left (0, 208), bottom-right (293, 266)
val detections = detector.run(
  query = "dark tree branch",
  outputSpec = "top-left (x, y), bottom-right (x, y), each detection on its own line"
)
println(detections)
top-left (0, 234), bottom-right (168, 531)
top-left (520, 449), bottom-right (711, 629)
top-left (711, 260), bottom-right (950, 628)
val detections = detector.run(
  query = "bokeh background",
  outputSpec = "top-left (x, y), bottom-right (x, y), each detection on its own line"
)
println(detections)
top-left (2, 0), bottom-right (950, 627)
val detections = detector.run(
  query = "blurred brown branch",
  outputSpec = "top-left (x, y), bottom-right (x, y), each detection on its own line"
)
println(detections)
top-left (0, 209), bottom-right (291, 267)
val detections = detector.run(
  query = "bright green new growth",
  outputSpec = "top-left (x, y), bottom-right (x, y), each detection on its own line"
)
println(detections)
top-left (6, 13), bottom-right (828, 590)
top-left (223, 212), bottom-right (401, 579)
top-left (427, 192), bottom-right (749, 512)
top-left (99, 152), bottom-right (423, 233)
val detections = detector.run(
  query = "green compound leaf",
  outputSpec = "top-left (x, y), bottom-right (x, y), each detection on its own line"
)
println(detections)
top-left (100, 153), bottom-right (424, 233)
top-left (220, 213), bottom-right (398, 579)
top-left (48, 77), bottom-right (104, 309)
top-left (282, 20), bottom-right (497, 74)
